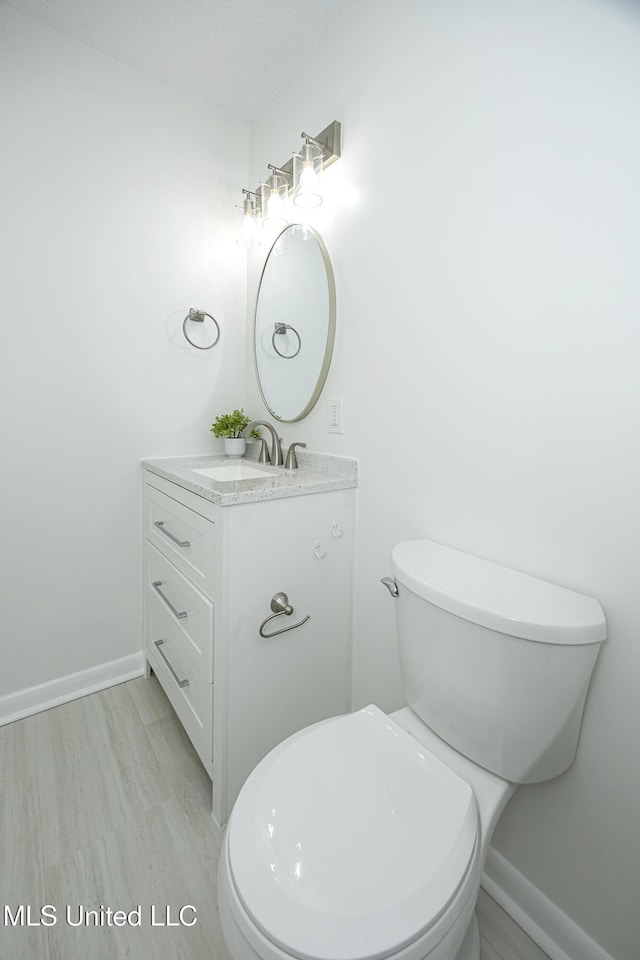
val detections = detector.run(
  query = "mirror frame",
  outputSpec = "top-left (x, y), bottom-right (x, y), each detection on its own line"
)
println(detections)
top-left (253, 224), bottom-right (336, 423)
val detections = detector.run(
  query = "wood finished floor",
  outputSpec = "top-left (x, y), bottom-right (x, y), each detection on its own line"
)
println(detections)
top-left (0, 676), bottom-right (551, 960)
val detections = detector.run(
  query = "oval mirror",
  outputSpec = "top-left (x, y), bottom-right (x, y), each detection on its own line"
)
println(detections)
top-left (254, 224), bottom-right (336, 422)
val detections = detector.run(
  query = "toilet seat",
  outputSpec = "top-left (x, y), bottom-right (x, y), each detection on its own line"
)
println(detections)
top-left (227, 705), bottom-right (478, 960)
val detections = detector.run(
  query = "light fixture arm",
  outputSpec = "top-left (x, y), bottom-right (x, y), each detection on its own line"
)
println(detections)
top-left (267, 164), bottom-right (292, 183)
top-left (240, 188), bottom-right (261, 216)
top-left (299, 122), bottom-right (341, 165)
top-left (301, 132), bottom-right (323, 148)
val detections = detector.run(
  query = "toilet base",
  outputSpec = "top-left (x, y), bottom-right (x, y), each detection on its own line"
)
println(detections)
top-left (455, 914), bottom-right (480, 960)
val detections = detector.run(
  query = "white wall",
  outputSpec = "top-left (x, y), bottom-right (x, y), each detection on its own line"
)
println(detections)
top-left (246, 2), bottom-right (640, 958)
top-left (0, 8), bottom-right (248, 700)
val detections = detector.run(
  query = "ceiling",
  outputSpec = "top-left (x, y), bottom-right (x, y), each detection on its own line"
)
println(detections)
top-left (2, 0), bottom-right (358, 121)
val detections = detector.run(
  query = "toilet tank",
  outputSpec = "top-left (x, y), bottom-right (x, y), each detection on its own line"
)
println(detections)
top-left (390, 540), bottom-right (606, 783)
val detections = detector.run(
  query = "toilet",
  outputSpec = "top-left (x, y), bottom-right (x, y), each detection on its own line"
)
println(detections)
top-left (218, 539), bottom-right (606, 960)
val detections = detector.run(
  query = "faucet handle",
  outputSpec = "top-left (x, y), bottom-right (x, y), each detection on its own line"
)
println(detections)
top-left (284, 442), bottom-right (307, 471)
top-left (256, 437), bottom-right (270, 463)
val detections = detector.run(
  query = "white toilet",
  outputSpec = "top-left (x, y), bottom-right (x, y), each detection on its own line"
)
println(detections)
top-left (218, 539), bottom-right (606, 960)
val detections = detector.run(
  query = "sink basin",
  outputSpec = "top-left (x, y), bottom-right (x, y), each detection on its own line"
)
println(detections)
top-left (192, 463), bottom-right (276, 482)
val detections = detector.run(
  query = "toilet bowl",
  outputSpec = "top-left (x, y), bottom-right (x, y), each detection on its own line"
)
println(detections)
top-left (218, 539), bottom-right (606, 960)
top-left (218, 703), bottom-right (515, 960)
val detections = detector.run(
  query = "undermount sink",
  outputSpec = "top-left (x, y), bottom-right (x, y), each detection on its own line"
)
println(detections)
top-left (192, 463), bottom-right (277, 482)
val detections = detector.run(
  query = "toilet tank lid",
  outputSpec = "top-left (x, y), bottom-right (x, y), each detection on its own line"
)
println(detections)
top-left (391, 540), bottom-right (606, 645)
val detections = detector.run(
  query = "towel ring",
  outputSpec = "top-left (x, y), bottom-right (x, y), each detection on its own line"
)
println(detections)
top-left (272, 322), bottom-right (301, 359)
top-left (183, 308), bottom-right (220, 350)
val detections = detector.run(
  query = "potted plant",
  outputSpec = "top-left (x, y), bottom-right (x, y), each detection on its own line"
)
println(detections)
top-left (210, 409), bottom-right (260, 457)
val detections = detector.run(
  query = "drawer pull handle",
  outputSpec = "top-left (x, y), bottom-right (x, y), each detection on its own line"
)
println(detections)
top-left (152, 580), bottom-right (188, 620)
top-left (153, 521), bottom-right (191, 548)
top-left (153, 639), bottom-right (190, 688)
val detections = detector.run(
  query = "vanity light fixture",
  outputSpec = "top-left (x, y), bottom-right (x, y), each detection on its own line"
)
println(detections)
top-left (236, 189), bottom-right (262, 248)
top-left (235, 121), bottom-right (341, 248)
top-left (260, 165), bottom-right (290, 231)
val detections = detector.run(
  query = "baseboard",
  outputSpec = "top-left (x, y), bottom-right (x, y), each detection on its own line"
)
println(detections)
top-left (482, 847), bottom-right (615, 960)
top-left (0, 653), bottom-right (145, 726)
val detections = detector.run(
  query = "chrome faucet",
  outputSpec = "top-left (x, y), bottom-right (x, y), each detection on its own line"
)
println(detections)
top-left (242, 420), bottom-right (284, 466)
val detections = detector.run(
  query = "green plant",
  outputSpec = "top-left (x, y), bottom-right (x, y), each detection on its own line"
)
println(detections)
top-left (210, 408), bottom-right (260, 439)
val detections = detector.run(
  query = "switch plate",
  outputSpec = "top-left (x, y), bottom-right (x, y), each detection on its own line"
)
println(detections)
top-left (328, 398), bottom-right (343, 434)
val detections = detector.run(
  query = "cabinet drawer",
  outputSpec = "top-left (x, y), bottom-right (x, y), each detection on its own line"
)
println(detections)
top-left (146, 629), bottom-right (213, 774)
top-left (144, 481), bottom-right (215, 600)
top-left (144, 542), bottom-right (213, 681)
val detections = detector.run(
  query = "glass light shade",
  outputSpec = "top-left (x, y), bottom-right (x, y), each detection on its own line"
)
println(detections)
top-left (236, 197), bottom-right (261, 248)
top-left (293, 141), bottom-right (324, 209)
top-left (260, 174), bottom-right (288, 230)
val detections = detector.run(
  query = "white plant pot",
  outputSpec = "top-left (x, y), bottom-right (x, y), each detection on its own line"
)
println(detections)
top-left (224, 438), bottom-right (246, 458)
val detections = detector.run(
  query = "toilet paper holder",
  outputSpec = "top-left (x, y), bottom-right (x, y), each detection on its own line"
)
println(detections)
top-left (259, 592), bottom-right (310, 639)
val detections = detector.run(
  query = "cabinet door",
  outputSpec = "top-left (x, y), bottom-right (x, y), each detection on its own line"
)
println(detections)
top-left (144, 481), bottom-right (215, 600)
top-left (144, 542), bottom-right (214, 681)
top-left (143, 542), bottom-right (214, 775)
top-left (146, 622), bottom-right (213, 775)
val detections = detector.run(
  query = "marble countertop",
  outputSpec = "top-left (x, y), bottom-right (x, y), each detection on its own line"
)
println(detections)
top-left (142, 450), bottom-right (358, 506)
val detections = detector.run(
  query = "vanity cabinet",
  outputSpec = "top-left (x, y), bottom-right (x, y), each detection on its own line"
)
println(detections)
top-left (142, 466), bottom-right (355, 826)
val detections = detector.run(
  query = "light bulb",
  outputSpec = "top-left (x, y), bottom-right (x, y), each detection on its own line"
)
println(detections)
top-left (299, 163), bottom-right (318, 192)
top-left (261, 173), bottom-right (288, 230)
top-left (293, 141), bottom-right (323, 208)
top-left (267, 190), bottom-right (282, 218)
top-left (236, 198), bottom-right (260, 248)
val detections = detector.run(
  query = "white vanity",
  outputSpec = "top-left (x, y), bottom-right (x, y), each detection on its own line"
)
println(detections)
top-left (142, 451), bottom-right (357, 826)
